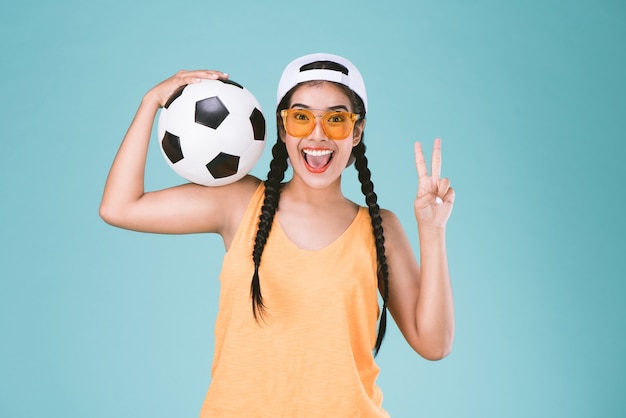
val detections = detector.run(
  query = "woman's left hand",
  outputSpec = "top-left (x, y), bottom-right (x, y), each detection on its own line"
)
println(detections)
top-left (414, 138), bottom-right (455, 229)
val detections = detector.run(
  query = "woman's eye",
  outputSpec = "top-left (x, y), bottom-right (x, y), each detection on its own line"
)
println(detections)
top-left (327, 113), bottom-right (345, 123)
top-left (293, 112), bottom-right (310, 121)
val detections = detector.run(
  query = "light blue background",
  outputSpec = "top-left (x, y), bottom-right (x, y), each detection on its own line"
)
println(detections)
top-left (1, 1), bottom-right (624, 417)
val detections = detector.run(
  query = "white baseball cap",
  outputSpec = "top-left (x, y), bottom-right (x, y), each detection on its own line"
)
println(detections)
top-left (276, 53), bottom-right (368, 113)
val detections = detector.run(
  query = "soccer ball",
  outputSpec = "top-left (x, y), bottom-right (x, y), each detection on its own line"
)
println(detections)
top-left (157, 79), bottom-right (266, 186)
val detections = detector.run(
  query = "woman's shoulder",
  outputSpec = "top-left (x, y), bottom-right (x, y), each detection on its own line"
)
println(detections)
top-left (219, 174), bottom-right (264, 218)
top-left (189, 174), bottom-right (262, 209)
top-left (378, 208), bottom-right (409, 245)
top-left (355, 204), bottom-right (407, 242)
top-left (228, 174), bottom-right (263, 196)
top-left (379, 207), bottom-right (399, 223)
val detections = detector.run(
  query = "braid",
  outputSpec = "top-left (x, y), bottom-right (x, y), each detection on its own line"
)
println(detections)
top-left (251, 137), bottom-right (288, 320)
top-left (353, 138), bottom-right (389, 356)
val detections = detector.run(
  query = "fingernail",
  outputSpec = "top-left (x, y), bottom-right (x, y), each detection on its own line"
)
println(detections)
top-left (435, 197), bottom-right (443, 205)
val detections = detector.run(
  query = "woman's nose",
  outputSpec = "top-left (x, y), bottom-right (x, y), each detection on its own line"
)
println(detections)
top-left (309, 116), bottom-right (328, 140)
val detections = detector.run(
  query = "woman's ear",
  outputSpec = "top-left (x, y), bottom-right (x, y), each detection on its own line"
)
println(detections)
top-left (277, 114), bottom-right (287, 143)
top-left (352, 118), bottom-right (366, 146)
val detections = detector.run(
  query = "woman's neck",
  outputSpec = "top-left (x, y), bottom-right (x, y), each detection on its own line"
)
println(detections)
top-left (281, 175), bottom-right (347, 208)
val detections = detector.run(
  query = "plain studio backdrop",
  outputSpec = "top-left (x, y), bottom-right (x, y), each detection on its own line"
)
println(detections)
top-left (0, 1), bottom-right (624, 417)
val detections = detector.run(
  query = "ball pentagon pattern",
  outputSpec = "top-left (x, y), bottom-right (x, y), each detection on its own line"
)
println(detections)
top-left (157, 79), bottom-right (266, 186)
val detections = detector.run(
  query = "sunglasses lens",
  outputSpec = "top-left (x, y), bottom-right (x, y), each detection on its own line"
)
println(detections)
top-left (324, 112), bottom-right (353, 140)
top-left (284, 110), bottom-right (315, 137)
top-left (283, 110), bottom-right (356, 140)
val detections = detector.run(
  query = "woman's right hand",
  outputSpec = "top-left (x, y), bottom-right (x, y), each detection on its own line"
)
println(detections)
top-left (144, 70), bottom-right (230, 108)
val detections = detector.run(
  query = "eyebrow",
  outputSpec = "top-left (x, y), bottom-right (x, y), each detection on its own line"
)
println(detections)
top-left (290, 103), bottom-right (350, 112)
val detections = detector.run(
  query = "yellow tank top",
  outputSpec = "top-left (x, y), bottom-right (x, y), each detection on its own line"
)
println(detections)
top-left (200, 184), bottom-right (389, 417)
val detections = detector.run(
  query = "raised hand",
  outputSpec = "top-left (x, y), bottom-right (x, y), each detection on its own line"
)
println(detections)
top-left (414, 138), bottom-right (455, 229)
top-left (144, 70), bottom-right (229, 108)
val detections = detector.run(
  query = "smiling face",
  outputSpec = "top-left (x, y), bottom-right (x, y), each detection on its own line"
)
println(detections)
top-left (280, 81), bottom-right (364, 189)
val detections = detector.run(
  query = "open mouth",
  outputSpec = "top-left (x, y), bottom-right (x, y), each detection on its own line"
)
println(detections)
top-left (302, 148), bottom-right (333, 173)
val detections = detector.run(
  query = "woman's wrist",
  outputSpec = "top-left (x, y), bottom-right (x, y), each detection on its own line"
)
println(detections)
top-left (418, 223), bottom-right (447, 239)
top-left (141, 90), bottom-right (163, 111)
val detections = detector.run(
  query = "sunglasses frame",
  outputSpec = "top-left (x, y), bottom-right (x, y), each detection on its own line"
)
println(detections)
top-left (280, 108), bottom-right (361, 140)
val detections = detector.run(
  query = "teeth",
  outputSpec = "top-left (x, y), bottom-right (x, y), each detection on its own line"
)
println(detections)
top-left (303, 149), bottom-right (333, 156)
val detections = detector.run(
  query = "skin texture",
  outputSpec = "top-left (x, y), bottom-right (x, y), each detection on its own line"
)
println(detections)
top-left (100, 70), bottom-right (455, 360)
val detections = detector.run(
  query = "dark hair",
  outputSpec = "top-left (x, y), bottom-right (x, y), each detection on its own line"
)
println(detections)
top-left (250, 80), bottom-right (389, 356)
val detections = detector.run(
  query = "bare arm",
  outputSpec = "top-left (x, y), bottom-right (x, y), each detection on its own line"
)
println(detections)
top-left (99, 70), bottom-right (260, 243)
top-left (384, 139), bottom-right (455, 360)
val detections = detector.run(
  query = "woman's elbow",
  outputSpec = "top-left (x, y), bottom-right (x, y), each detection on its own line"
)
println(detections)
top-left (419, 342), bottom-right (453, 361)
top-left (99, 201), bottom-right (123, 227)
top-left (411, 331), bottom-right (454, 361)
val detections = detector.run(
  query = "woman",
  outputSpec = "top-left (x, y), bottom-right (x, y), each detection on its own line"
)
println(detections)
top-left (100, 53), bottom-right (455, 417)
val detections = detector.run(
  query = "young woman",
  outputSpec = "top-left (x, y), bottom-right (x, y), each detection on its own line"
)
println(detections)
top-left (100, 53), bottom-right (455, 417)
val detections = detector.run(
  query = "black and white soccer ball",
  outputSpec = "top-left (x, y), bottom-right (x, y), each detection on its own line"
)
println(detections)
top-left (157, 79), bottom-right (266, 186)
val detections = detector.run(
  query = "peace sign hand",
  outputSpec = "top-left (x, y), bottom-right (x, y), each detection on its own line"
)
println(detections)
top-left (414, 138), bottom-right (455, 229)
